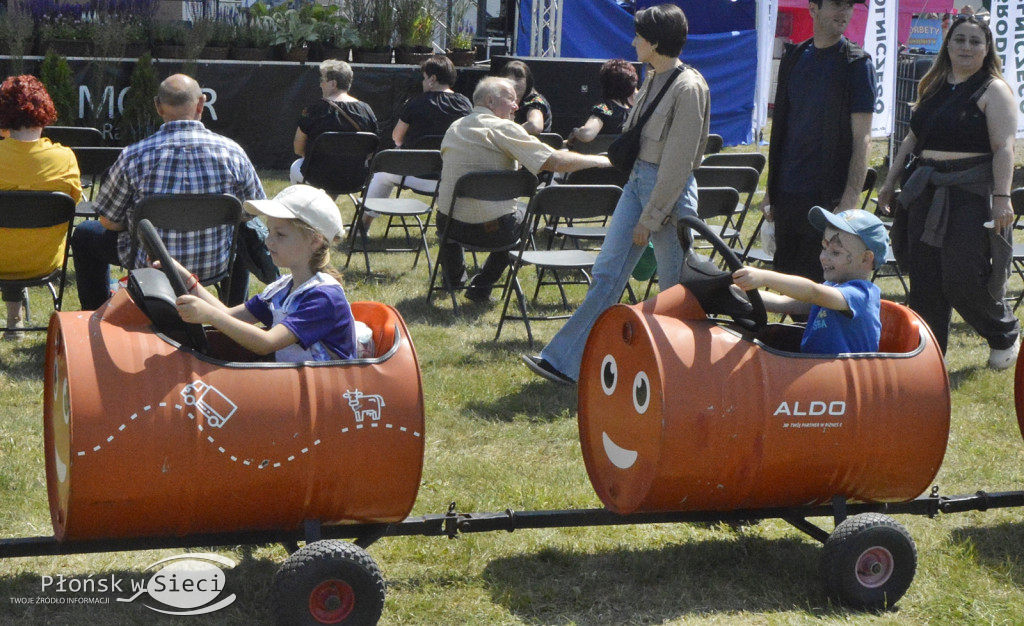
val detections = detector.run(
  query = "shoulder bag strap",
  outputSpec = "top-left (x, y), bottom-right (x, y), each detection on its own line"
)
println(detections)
top-left (629, 65), bottom-right (684, 132)
top-left (327, 100), bottom-right (362, 131)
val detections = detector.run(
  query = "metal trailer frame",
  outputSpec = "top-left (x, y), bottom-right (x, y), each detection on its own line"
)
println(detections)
top-left (2, 487), bottom-right (1022, 558)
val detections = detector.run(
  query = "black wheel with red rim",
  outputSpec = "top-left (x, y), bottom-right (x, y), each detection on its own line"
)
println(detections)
top-left (273, 539), bottom-right (385, 625)
top-left (820, 512), bottom-right (916, 611)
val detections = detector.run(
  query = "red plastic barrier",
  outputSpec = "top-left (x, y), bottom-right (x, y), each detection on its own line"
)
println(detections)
top-left (579, 286), bottom-right (950, 515)
top-left (44, 292), bottom-right (424, 541)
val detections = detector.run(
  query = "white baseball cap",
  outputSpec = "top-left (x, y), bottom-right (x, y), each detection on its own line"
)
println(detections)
top-left (243, 185), bottom-right (345, 241)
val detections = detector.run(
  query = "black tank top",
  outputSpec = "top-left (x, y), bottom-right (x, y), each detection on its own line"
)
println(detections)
top-left (910, 71), bottom-right (992, 153)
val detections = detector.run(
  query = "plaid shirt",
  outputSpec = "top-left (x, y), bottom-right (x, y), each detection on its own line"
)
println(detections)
top-left (96, 120), bottom-right (266, 279)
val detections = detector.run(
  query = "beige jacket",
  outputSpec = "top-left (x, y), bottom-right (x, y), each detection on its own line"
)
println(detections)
top-left (625, 65), bottom-right (711, 231)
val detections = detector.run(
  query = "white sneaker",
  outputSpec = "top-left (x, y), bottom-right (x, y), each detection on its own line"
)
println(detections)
top-left (988, 335), bottom-right (1021, 370)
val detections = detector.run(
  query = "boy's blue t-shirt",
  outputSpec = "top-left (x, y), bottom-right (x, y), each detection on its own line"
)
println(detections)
top-left (800, 279), bottom-right (881, 354)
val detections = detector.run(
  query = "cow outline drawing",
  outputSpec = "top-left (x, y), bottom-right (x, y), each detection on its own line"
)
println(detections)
top-left (343, 389), bottom-right (386, 422)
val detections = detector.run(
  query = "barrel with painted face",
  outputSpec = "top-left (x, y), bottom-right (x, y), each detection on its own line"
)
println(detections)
top-left (44, 292), bottom-right (424, 541)
top-left (578, 285), bottom-right (950, 515)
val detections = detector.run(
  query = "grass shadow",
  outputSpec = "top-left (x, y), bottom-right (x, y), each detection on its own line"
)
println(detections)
top-left (951, 521), bottom-right (1024, 588)
top-left (948, 365), bottom-right (985, 390)
top-left (480, 534), bottom-right (855, 624)
top-left (0, 341), bottom-right (47, 382)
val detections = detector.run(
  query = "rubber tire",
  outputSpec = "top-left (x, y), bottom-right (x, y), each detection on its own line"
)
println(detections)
top-left (820, 513), bottom-right (917, 611)
top-left (273, 539), bottom-right (385, 626)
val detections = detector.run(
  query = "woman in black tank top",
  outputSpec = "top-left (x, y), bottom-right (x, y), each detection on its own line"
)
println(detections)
top-left (876, 15), bottom-right (1019, 368)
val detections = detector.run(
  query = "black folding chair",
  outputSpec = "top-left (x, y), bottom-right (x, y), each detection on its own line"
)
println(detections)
top-left (71, 146), bottom-right (124, 216)
top-left (129, 194), bottom-right (244, 304)
top-left (496, 184), bottom-right (623, 346)
top-left (704, 133), bottom-right (724, 155)
top-left (701, 151), bottom-right (767, 174)
top-left (0, 191), bottom-right (77, 331)
top-left (299, 132), bottom-right (380, 209)
top-left (693, 165), bottom-right (760, 256)
top-left (347, 149), bottom-right (443, 275)
top-left (42, 125), bottom-right (104, 147)
top-left (568, 133), bottom-right (619, 155)
top-left (426, 169), bottom-right (539, 315)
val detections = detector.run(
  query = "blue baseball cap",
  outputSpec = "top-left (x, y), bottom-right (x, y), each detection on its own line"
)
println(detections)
top-left (808, 207), bottom-right (889, 270)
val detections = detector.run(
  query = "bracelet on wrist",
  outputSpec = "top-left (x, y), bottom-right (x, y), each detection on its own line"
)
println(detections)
top-left (993, 194), bottom-right (1011, 198)
top-left (186, 273), bottom-right (199, 293)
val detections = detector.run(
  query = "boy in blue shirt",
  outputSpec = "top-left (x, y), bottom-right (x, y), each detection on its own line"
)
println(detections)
top-left (733, 207), bottom-right (889, 353)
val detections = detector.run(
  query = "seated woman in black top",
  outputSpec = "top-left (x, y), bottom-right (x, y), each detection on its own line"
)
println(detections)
top-left (567, 58), bottom-right (637, 146)
top-left (290, 59), bottom-right (379, 184)
top-left (499, 60), bottom-right (552, 134)
top-left (362, 55), bottom-right (473, 228)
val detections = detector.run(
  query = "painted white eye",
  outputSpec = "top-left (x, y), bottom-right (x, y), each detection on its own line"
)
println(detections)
top-left (633, 371), bottom-right (650, 414)
top-left (601, 354), bottom-right (618, 395)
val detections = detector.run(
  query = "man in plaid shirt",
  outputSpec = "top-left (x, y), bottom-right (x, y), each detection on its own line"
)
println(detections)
top-left (71, 73), bottom-right (266, 310)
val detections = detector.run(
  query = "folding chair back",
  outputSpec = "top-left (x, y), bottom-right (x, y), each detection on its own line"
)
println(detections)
top-left (538, 133), bottom-right (564, 150)
top-left (0, 191), bottom-right (77, 331)
top-left (701, 151), bottom-right (767, 174)
top-left (569, 133), bottom-right (618, 155)
top-left (704, 133), bottom-right (724, 155)
top-left (426, 169), bottom-right (539, 312)
top-left (42, 126), bottom-right (104, 147)
top-left (347, 149), bottom-right (444, 274)
top-left (72, 146), bottom-right (123, 207)
top-left (408, 135), bottom-right (444, 149)
top-left (129, 194), bottom-right (244, 300)
top-left (301, 132), bottom-right (380, 198)
top-left (496, 184), bottom-right (623, 345)
top-left (694, 165), bottom-right (761, 252)
top-left (565, 164), bottom-right (629, 188)
top-left (690, 186), bottom-right (741, 260)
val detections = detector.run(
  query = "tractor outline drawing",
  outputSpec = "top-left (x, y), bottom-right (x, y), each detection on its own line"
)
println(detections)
top-left (181, 380), bottom-right (238, 428)
top-left (343, 390), bottom-right (385, 422)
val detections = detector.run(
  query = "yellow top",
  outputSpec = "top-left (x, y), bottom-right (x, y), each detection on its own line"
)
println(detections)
top-left (0, 137), bottom-right (82, 280)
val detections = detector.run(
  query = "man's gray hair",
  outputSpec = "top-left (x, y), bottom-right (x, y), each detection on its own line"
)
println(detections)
top-left (473, 76), bottom-right (515, 106)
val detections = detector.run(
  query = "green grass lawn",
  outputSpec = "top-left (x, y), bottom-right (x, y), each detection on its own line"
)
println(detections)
top-left (3, 147), bottom-right (1024, 625)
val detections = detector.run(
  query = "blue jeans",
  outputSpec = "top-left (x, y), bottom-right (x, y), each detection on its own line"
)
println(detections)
top-left (71, 219), bottom-right (252, 310)
top-left (539, 160), bottom-right (698, 381)
top-left (71, 219), bottom-right (122, 310)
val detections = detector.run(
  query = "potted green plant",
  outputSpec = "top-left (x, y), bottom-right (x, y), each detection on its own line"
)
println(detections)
top-left (38, 11), bottom-right (95, 57)
top-left (271, 6), bottom-right (319, 62)
top-left (349, 0), bottom-right (395, 64)
top-left (152, 21), bottom-right (188, 59)
top-left (199, 16), bottom-right (233, 60)
top-left (230, 8), bottom-right (275, 61)
top-left (395, 0), bottom-right (435, 65)
top-left (447, 19), bottom-right (476, 66)
top-left (311, 5), bottom-right (357, 62)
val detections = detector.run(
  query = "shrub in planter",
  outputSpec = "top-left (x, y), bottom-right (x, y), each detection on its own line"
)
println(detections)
top-left (120, 52), bottom-right (161, 144)
top-left (40, 49), bottom-right (76, 125)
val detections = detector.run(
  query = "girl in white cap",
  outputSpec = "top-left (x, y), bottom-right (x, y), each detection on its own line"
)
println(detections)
top-left (172, 184), bottom-right (356, 361)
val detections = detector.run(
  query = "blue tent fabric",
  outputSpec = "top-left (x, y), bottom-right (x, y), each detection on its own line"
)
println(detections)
top-left (637, 0), bottom-right (756, 34)
top-left (517, 0), bottom-right (756, 145)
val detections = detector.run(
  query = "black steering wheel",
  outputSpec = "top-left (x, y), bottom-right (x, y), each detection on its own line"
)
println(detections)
top-left (678, 215), bottom-right (768, 331)
top-left (136, 219), bottom-right (209, 353)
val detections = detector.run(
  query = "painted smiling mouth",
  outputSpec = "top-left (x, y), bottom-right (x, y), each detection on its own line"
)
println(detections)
top-left (602, 432), bottom-right (638, 469)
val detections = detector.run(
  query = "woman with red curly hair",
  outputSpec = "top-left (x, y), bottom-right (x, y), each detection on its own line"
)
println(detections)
top-left (0, 74), bottom-right (82, 339)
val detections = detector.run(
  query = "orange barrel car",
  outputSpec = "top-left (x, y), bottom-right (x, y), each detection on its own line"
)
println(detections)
top-left (579, 226), bottom-right (950, 516)
top-left (43, 286), bottom-right (424, 542)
